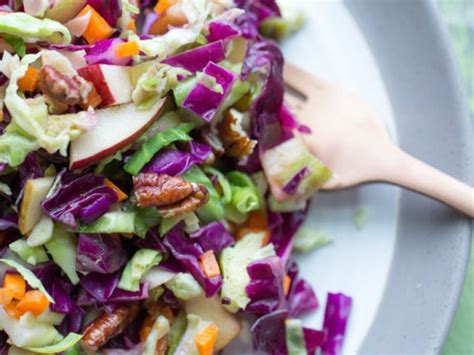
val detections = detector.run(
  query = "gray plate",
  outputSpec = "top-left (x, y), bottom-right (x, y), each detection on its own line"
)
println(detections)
top-left (346, 0), bottom-right (472, 353)
top-left (281, 0), bottom-right (472, 353)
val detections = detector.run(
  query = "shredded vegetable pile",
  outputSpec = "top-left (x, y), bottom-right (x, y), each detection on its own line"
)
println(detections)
top-left (0, 0), bottom-right (352, 354)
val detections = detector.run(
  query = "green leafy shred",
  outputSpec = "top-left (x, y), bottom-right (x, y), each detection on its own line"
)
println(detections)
top-left (285, 319), bottom-right (307, 355)
top-left (203, 166), bottom-right (232, 204)
top-left (293, 228), bottom-right (332, 253)
top-left (165, 273), bottom-right (202, 301)
top-left (77, 209), bottom-right (161, 238)
top-left (167, 311), bottom-right (187, 355)
top-left (0, 12), bottom-right (71, 44)
top-left (45, 224), bottom-right (79, 285)
top-left (4, 35), bottom-right (25, 57)
top-left (118, 249), bottom-right (163, 292)
top-left (184, 166), bottom-right (225, 222)
top-left (124, 123), bottom-right (195, 176)
top-left (226, 171), bottom-right (261, 214)
top-left (9, 239), bottom-right (49, 265)
top-left (354, 207), bottom-right (369, 230)
top-left (24, 333), bottom-right (83, 354)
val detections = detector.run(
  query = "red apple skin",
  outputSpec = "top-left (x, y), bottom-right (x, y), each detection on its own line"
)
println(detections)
top-left (78, 65), bottom-right (116, 106)
top-left (70, 97), bottom-right (173, 171)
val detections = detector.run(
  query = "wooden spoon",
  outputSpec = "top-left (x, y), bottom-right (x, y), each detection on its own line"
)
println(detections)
top-left (284, 63), bottom-right (474, 217)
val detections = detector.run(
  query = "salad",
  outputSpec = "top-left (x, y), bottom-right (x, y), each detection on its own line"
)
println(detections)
top-left (0, 0), bottom-right (352, 354)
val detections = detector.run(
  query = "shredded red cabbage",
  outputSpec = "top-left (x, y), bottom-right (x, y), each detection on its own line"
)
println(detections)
top-left (41, 171), bottom-right (118, 229)
top-left (76, 234), bottom-right (128, 274)
top-left (207, 21), bottom-right (241, 42)
top-left (163, 225), bottom-right (222, 297)
top-left (245, 256), bottom-right (287, 314)
top-left (189, 221), bottom-right (234, 253)
top-left (322, 293), bottom-right (353, 355)
top-left (162, 41), bottom-right (227, 73)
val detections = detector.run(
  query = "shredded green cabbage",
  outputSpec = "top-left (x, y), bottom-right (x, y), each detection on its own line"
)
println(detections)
top-left (0, 12), bottom-right (71, 44)
top-left (124, 123), bottom-right (195, 176)
top-left (0, 309), bottom-right (60, 348)
top-left (132, 63), bottom-right (190, 108)
top-left (219, 232), bottom-right (275, 312)
top-left (0, 129), bottom-right (40, 168)
top-left (9, 239), bottom-right (49, 265)
top-left (167, 311), bottom-right (188, 355)
top-left (4, 52), bottom-right (93, 156)
top-left (45, 224), bottom-right (79, 285)
top-left (165, 273), bottom-right (203, 301)
top-left (184, 166), bottom-right (225, 222)
top-left (118, 249), bottom-right (163, 292)
top-left (293, 228), bottom-right (332, 253)
top-left (285, 319), bottom-right (307, 355)
top-left (144, 316), bottom-right (170, 355)
top-left (24, 333), bottom-right (83, 354)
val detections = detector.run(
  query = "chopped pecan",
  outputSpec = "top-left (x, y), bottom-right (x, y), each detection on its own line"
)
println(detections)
top-left (134, 173), bottom-right (195, 208)
top-left (39, 65), bottom-right (82, 105)
top-left (39, 65), bottom-right (97, 110)
top-left (219, 109), bottom-right (257, 160)
top-left (156, 184), bottom-right (208, 218)
top-left (80, 303), bottom-right (140, 354)
top-left (133, 173), bottom-right (209, 218)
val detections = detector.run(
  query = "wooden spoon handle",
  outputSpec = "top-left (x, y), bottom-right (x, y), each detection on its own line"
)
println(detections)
top-left (380, 144), bottom-right (474, 217)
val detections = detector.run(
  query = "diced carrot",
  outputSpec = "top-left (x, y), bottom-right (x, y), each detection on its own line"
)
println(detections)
top-left (195, 323), bottom-right (219, 355)
top-left (0, 110), bottom-right (3, 122)
top-left (104, 178), bottom-right (128, 202)
top-left (154, 0), bottom-right (176, 15)
top-left (15, 290), bottom-right (50, 317)
top-left (199, 250), bottom-right (220, 278)
top-left (3, 274), bottom-right (26, 300)
top-left (17, 66), bottom-right (39, 93)
top-left (115, 41), bottom-right (139, 58)
top-left (0, 288), bottom-right (13, 306)
top-left (77, 5), bottom-right (114, 44)
top-left (4, 301), bottom-right (23, 320)
top-left (128, 19), bottom-right (137, 32)
top-left (149, 10), bottom-right (187, 35)
top-left (283, 274), bottom-right (291, 296)
top-left (246, 211), bottom-right (267, 229)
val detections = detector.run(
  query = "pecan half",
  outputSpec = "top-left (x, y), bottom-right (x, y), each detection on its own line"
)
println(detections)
top-left (157, 184), bottom-right (209, 218)
top-left (39, 65), bottom-right (82, 105)
top-left (134, 173), bottom-right (209, 218)
top-left (219, 109), bottom-right (257, 160)
top-left (134, 174), bottom-right (195, 208)
top-left (39, 65), bottom-right (97, 111)
top-left (80, 303), bottom-right (140, 354)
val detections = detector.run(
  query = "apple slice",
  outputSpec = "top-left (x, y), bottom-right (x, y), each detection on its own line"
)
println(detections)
top-left (19, 177), bottom-right (55, 236)
top-left (70, 97), bottom-right (170, 170)
top-left (44, 0), bottom-right (87, 22)
top-left (78, 64), bottom-right (133, 107)
top-left (184, 294), bottom-right (241, 351)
